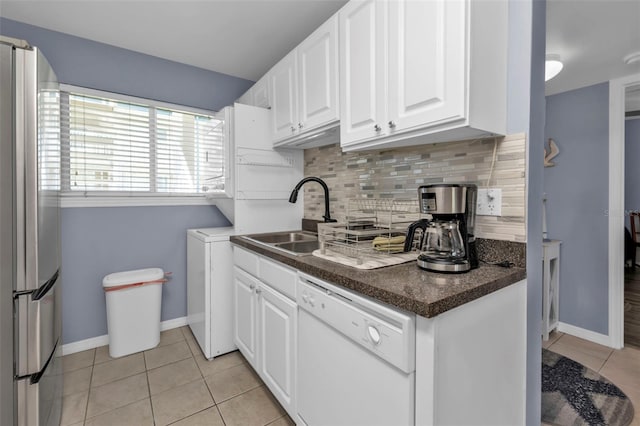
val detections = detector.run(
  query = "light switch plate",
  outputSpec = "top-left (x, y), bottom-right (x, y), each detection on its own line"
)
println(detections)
top-left (477, 188), bottom-right (502, 216)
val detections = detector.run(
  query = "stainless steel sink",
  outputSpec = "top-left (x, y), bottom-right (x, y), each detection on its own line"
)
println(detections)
top-left (244, 231), bottom-right (319, 255)
top-left (248, 231), bottom-right (316, 244)
top-left (274, 240), bottom-right (320, 254)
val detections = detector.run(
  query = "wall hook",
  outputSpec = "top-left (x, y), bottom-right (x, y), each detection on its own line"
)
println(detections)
top-left (544, 138), bottom-right (560, 167)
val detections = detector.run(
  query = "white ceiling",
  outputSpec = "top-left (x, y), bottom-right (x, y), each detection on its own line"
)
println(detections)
top-left (0, 0), bottom-right (347, 82)
top-left (545, 0), bottom-right (640, 96)
top-left (1, 0), bottom-right (638, 93)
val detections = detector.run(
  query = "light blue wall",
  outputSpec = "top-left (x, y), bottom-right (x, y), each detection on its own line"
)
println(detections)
top-left (544, 82), bottom-right (610, 335)
top-left (0, 18), bottom-right (253, 111)
top-left (625, 119), bottom-right (640, 216)
top-left (62, 206), bottom-right (231, 344)
top-left (1, 19), bottom-right (247, 344)
top-left (509, 0), bottom-right (546, 423)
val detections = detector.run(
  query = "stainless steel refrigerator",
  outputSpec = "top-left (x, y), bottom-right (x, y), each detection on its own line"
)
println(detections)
top-left (0, 36), bottom-right (63, 426)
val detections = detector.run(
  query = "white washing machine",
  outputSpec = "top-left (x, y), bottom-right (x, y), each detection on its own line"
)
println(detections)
top-left (186, 227), bottom-right (237, 359)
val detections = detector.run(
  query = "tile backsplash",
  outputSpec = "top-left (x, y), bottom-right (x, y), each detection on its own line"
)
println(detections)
top-left (303, 133), bottom-right (526, 242)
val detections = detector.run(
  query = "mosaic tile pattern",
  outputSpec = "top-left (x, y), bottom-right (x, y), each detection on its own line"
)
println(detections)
top-left (303, 133), bottom-right (527, 242)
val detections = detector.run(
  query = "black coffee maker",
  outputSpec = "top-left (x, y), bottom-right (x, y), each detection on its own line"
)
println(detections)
top-left (403, 184), bottom-right (478, 273)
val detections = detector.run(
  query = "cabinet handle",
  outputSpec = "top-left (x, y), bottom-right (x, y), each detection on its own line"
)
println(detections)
top-left (374, 124), bottom-right (382, 132)
top-left (249, 284), bottom-right (255, 290)
top-left (256, 288), bottom-right (262, 294)
top-left (388, 121), bottom-right (396, 129)
top-left (290, 126), bottom-right (296, 132)
top-left (298, 122), bottom-right (304, 129)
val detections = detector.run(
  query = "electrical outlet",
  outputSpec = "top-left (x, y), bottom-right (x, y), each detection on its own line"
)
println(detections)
top-left (477, 188), bottom-right (502, 216)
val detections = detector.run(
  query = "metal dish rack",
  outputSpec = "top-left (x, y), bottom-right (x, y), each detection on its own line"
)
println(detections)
top-left (318, 199), bottom-right (421, 264)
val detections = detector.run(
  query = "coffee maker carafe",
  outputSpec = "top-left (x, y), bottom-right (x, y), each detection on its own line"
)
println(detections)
top-left (403, 184), bottom-right (478, 273)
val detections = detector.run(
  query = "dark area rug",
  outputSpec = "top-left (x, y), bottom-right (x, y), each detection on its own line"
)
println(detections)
top-left (542, 349), bottom-right (635, 426)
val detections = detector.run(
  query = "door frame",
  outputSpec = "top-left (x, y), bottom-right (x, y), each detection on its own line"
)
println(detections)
top-left (608, 72), bottom-right (640, 349)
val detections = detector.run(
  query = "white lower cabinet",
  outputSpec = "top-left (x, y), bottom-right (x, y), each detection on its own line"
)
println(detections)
top-left (233, 244), bottom-right (527, 425)
top-left (258, 283), bottom-right (296, 411)
top-left (414, 280), bottom-right (527, 425)
top-left (233, 247), bottom-right (297, 418)
top-left (233, 267), bottom-right (258, 368)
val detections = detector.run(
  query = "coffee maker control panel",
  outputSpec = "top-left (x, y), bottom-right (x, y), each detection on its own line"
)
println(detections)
top-left (418, 185), bottom-right (468, 215)
top-left (420, 192), bottom-right (437, 212)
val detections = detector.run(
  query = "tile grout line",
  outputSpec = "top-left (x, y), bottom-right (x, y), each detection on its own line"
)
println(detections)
top-left (212, 380), bottom-right (264, 406)
top-left (215, 404), bottom-right (228, 426)
top-left (147, 336), bottom-right (209, 425)
top-left (81, 349), bottom-right (96, 425)
top-left (599, 348), bottom-right (616, 373)
top-left (142, 349), bottom-right (158, 426)
top-left (81, 344), bottom-right (164, 424)
top-left (83, 378), bottom-right (151, 422)
top-left (267, 414), bottom-right (290, 426)
top-left (194, 345), bottom-right (221, 425)
top-left (146, 351), bottom-right (193, 375)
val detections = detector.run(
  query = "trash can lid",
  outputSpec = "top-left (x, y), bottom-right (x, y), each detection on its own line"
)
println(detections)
top-left (102, 268), bottom-right (164, 288)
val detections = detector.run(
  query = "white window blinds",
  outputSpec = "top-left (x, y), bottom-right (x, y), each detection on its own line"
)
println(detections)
top-left (59, 89), bottom-right (225, 196)
top-left (38, 89), bottom-right (61, 191)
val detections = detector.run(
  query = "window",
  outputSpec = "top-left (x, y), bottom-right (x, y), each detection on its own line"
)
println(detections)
top-left (58, 86), bottom-right (227, 203)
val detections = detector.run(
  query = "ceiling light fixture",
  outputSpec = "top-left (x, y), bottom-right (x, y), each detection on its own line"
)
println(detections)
top-left (624, 52), bottom-right (640, 65)
top-left (545, 54), bottom-right (564, 82)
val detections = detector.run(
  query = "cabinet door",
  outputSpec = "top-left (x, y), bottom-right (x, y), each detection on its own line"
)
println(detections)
top-left (237, 88), bottom-right (253, 106)
top-left (387, 0), bottom-right (465, 132)
top-left (270, 51), bottom-right (298, 142)
top-left (233, 268), bottom-right (258, 368)
top-left (339, 0), bottom-right (387, 146)
top-left (258, 284), bottom-right (296, 415)
top-left (297, 15), bottom-right (339, 131)
top-left (252, 75), bottom-right (270, 109)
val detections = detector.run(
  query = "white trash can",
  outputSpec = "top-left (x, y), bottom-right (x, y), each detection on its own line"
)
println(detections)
top-left (102, 268), bottom-right (165, 358)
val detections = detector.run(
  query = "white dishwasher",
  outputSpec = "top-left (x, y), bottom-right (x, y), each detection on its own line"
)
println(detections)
top-left (296, 273), bottom-right (416, 426)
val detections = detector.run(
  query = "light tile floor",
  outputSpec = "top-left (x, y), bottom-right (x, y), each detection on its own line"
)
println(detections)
top-left (63, 327), bottom-right (640, 426)
top-left (61, 326), bottom-right (294, 426)
top-left (543, 331), bottom-right (640, 426)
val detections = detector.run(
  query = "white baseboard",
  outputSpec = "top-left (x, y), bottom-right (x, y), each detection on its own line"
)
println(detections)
top-left (61, 316), bottom-right (188, 356)
top-left (159, 316), bottom-right (188, 331)
top-left (557, 322), bottom-right (613, 347)
top-left (61, 335), bottom-right (110, 356)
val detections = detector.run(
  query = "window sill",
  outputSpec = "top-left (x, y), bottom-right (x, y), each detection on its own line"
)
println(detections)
top-left (61, 195), bottom-right (230, 208)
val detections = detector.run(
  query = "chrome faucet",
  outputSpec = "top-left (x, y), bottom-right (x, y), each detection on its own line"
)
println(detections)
top-left (288, 177), bottom-right (337, 223)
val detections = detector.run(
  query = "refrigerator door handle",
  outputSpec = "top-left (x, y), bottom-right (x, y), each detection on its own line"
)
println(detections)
top-left (32, 269), bottom-right (59, 301)
top-left (14, 338), bottom-right (58, 384)
top-left (13, 269), bottom-right (59, 300)
top-left (14, 268), bottom-right (59, 380)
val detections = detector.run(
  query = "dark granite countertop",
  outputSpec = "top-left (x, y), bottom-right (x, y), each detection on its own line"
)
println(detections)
top-left (230, 234), bottom-right (526, 318)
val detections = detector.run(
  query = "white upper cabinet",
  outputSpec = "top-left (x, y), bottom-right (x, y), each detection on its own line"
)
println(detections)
top-left (236, 74), bottom-right (270, 109)
top-left (270, 51), bottom-right (298, 142)
top-left (237, 87), bottom-right (253, 105)
top-left (252, 75), bottom-right (270, 109)
top-left (387, 0), bottom-right (465, 132)
top-left (339, 0), bottom-right (507, 151)
top-left (339, 0), bottom-right (387, 144)
top-left (271, 15), bottom-right (340, 147)
top-left (297, 16), bottom-right (339, 134)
